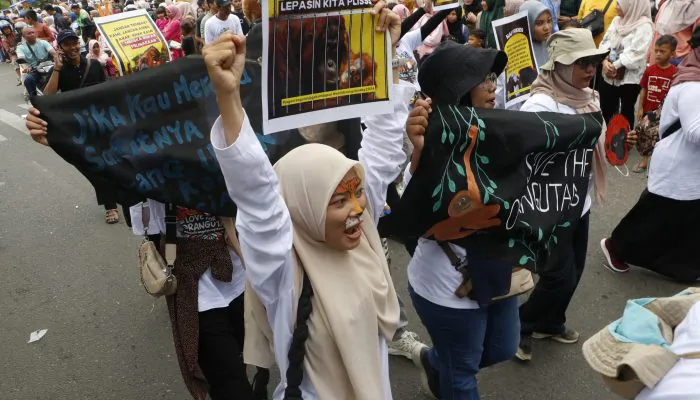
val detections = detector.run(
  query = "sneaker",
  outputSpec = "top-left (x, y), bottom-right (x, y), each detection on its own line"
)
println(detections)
top-left (419, 347), bottom-right (441, 400)
top-left (532, 327), bottom-right (580, 344)
top-left (515, 335), bottom-right (532, 361)
top-left (388, 330), bottom-right (427, 366)
top-left (600, 238), bottom-right (630, 273)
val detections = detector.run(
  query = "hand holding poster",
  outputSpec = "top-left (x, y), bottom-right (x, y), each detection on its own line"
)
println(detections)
top-left (95, 9), bottom-right (171, 76)
top-left (492, 11), bottom-right (538, 108)
top-left (263, 0), bottom-right (393, 133)
top-left (382, 106), bottom-right (604, 271)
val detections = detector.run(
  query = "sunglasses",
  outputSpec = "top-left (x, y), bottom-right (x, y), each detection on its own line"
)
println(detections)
top-left (574, 56), bottom-right (603, 68)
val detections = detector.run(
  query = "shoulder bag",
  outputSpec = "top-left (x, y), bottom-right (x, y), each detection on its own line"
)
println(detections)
top-left (138, 202), bottom-right (178, 297)
top-left (25, 41), bottom-right (52, 66)
top-left (580, 0), bottom-right (614, 37)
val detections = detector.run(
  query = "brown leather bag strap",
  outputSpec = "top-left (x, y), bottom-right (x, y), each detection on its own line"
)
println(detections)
top-left (437, 241), bottom-right (472, 299)
top-left (681, 352), bottom-right (700, 359)
top-left (438, 241), bottom-right (461, 267)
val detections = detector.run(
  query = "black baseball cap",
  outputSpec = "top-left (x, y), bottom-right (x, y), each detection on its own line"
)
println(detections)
top-left (216, 0), bottom-right (231, 7)
top-left (418, 41), bottom-right (507, 105)
top-left (57, 29), bottom-right (79, 45)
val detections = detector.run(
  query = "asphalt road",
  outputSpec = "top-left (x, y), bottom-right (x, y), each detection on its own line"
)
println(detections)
top-left (0, 62), bottom-right (690, 400)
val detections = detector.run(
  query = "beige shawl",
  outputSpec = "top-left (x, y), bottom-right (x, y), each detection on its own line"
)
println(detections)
top-left (245, 143), bottom-right (400, 399)
top-left (531, 63), bottom-right (607, 204)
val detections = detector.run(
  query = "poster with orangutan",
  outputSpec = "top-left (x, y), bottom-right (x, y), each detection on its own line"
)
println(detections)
top-left (262, 0), bottom-right (393, 133)
top-left (382, 107), bottom-right (604, 272)
top-left (95, 9), bottom-right (171, 76)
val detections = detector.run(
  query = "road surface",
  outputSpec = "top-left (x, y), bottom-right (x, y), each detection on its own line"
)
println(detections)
top-left (0, 62), bottom-right (688, 400)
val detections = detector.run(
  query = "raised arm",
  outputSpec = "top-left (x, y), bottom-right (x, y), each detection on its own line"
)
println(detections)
top-left (206, 32), bottom-right (294, 305)
top-left (401, 6), bottom-right (425, 38)
top-left (356, 4), bottom-right (411, 223)
top-left (420, 9), bottom-right (451, 41)
top-left (360, 81), bottom-right (415, 222)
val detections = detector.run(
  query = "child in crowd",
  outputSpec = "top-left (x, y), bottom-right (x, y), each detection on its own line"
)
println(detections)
top-left (155, 6), bottom-right (168, 31)
top-left (468, 28), bottom-right (485, 47)
top-left (633, 34), bottom-right (677, 173)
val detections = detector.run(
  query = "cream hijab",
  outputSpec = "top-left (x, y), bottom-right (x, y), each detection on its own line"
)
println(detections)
top-left (531, 63), bottom-right (607, 204)
top-left (246, 143), bottom-right (399, 399)
top-left (616, 0), bottom-right (652, 37)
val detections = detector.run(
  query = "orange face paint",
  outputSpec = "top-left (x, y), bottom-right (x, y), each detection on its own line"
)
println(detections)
top-left (335, 176), bottom-right (363, 213)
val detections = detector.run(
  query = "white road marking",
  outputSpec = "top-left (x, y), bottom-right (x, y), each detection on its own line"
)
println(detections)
top-left (0, 108), bottom-right (27, 135)
top-left (0, 134), bottom-right (7, 142)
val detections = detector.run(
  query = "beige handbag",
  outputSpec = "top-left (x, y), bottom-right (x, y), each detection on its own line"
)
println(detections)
top-left (138, 202), bottom-right (177, 297)
top-left (438, 242), bottom-right (534, 301)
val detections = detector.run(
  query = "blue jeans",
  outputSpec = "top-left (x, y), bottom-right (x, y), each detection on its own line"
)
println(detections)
top-left (23, 70), bottom-right (40, 96)
top-left (410, 286), bottom-right (520, 400)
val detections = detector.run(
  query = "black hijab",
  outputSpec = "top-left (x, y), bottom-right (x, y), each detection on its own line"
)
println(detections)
top-left (446, 6), bottom-right (466, 43)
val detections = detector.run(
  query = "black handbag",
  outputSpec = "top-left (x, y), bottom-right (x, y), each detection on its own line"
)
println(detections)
top-left (580, 0), bottom-right (614, 37)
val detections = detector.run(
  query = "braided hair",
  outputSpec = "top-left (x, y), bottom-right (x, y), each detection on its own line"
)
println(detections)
top-left (283, 273), bottom-right (314, 400)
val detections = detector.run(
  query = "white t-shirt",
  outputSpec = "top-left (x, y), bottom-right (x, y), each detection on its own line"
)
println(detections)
top-left (403, 167), bottom-right (480, 310)
top-left (130, 200), bottom-right (245, 312)
top-left (648, 82), bottom-right (700, 201)
top-left (395, 29), bottom-right (422, 90)
top-left (204, 14), bottom-right (242, 44)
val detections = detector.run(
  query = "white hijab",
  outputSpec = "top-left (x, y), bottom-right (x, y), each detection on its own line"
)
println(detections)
top-left (616, 0), bottom-right (652, 37)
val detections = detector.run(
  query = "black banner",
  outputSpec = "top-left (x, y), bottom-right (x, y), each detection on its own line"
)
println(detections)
top-left (33, 55), bottom-right (363, 216)
top-left (33, 56), bottom-right (237, 215)
top-left (385, 105), bottom-right (604, 271)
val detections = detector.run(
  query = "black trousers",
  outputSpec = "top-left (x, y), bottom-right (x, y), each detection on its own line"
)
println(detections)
top-left (610, 190), bottom-right (700, 282)
top-left (520, 213), bottom-right (590, 335)
top-left (198, 294), bottom-right (253, 400)
top-left (599, 80), bottom-right (641, 125)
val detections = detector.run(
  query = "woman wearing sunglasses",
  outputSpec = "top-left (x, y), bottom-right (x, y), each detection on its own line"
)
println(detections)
top-left (516, 29), bottom-right (636, 362)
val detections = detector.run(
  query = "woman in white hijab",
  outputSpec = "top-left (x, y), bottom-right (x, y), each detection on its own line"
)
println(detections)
top-left (598, 0), bottom-right (653, 124)
top-left (206, 3), bottom-right (412, 399)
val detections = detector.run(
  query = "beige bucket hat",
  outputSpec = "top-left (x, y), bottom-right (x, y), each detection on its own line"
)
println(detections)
top-left (582, 288), bottom-right (700, 399)
top-left (540, 28), bottom-right (610, 71)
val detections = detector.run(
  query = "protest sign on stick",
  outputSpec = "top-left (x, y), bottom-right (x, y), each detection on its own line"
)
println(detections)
top-left (382, 106), bottom-right (604, 271)
top-left (492, 11), bottom-right (538, 108)
top-left (95, 9), bottom-right (171, 76)
top-left (433, 0), bottom-right (462, 11)
top-left (262, 0), bottom-right (393, 133)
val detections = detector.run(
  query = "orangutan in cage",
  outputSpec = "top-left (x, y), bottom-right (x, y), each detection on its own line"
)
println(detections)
top-left (270, 15), bottom-right (349, 114)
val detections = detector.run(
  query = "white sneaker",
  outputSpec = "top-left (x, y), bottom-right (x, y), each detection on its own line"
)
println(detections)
top-left (388, 330), bottom-right (427, 366)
